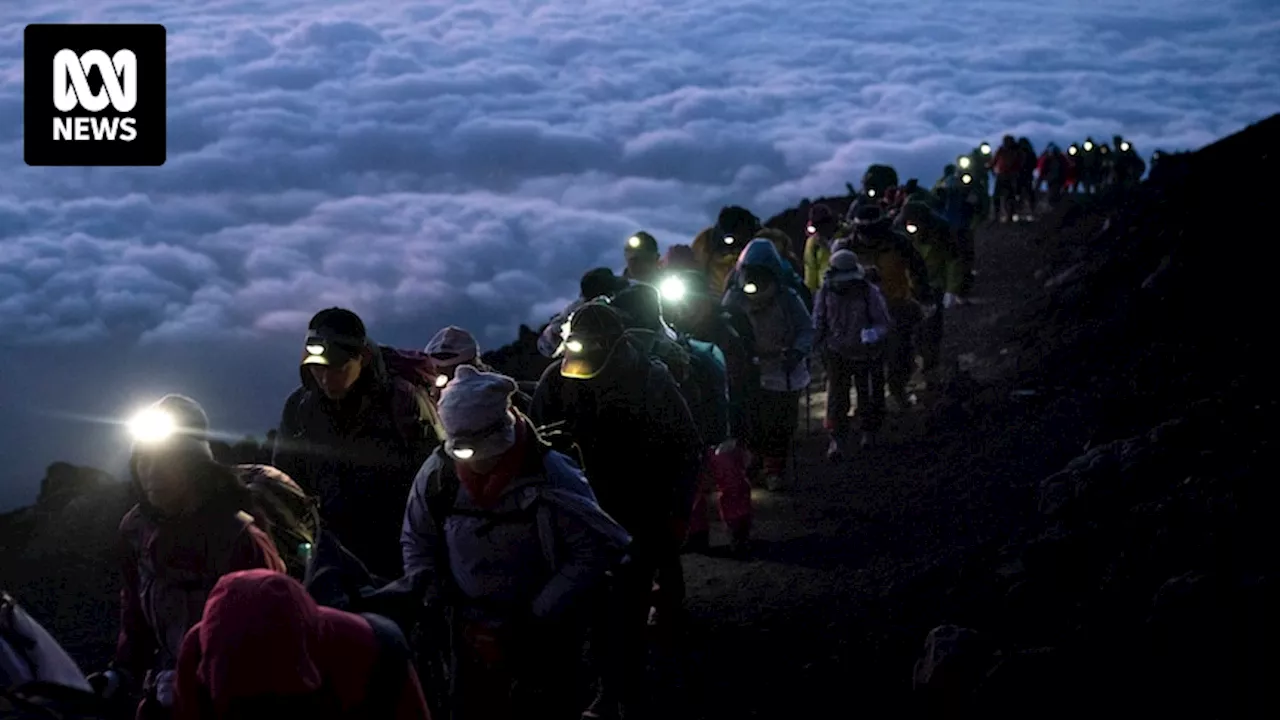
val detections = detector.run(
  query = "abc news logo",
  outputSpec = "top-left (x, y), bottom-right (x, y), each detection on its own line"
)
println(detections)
top-left (25, 24), bottom-right (167, 166)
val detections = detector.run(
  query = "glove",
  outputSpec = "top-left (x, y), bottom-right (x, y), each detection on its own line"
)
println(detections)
top-left (860, 327), bottom-right (884, 344)
top-left (154, 670), bottom-right (177, 708)
top-left (714, 438), bottom-right (737, 455)
top-left (87, 670), bottom-right (123, 699)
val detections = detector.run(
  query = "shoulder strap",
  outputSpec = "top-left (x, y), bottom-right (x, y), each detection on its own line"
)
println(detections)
top-left (359, 613), bottom-right (410, 718)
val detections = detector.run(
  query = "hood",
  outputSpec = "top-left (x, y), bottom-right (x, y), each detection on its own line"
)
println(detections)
top-left (822, 265), bottom-right (865, 292)
top-left (735, 237), bottom-right (789, 280)
top-left (128, 455), bottom-right (251, 522)
top-left (195, 569), bottom-right (328, 702)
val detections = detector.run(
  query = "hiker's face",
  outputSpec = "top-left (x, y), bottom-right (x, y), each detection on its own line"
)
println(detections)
top-left (625, 254), bottom-right (659, 281)
top-left (309, 356), bottom-right (363, 400)
top-left (136, 453), bottom-right (189, 513)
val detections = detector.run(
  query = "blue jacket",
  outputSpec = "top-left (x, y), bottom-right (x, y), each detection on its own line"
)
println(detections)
top-left (722, 239), bottom-right (814, 392)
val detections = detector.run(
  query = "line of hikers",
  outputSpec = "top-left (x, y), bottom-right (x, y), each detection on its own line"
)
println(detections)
top-left (3, 133), bottom-right (1157, 720)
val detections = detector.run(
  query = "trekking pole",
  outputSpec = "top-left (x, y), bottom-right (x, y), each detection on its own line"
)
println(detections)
top-left (786, 360), bottom-right (798, 489)
top-left (804, 356), bottom-right (812, 434)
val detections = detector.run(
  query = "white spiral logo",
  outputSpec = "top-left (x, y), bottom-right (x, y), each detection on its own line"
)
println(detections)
top-left (52, 48), bottom-right (137, 113)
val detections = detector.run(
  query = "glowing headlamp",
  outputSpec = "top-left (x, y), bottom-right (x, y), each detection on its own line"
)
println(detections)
top-left (961, 174), bottom-right (973, 184)
top-left (867, 189), bottom-right (876, 197)
top-left (806, 224), bottom-right (817, 235)
top-left (1069, 145), bottom-right (1078, 155)
top-left (980, 143), bottom-right (991, 155)
top-left (743, 282), bottom-right (758, 295)
top-left (722, 235), bottom-right (735, 245)
top-left (905, 223), bottom-right (919, 234)
top-left (1120, 142), bottom-right (1130, 151)
top-left (128, 408), bottom-right (177, 443)
top-left (659, 275), bottom-right (686, 302)
top-left (451, 446), bottom-right (475, 460)
top-left (565, 339), bottom-right (585, 354)
top-left (627, 235), bottom-right (642, 248)
top-left (434, 374), bottom-right (449, 388)
top-left (958, 156), bottom-right (971, 169)
top-left (306, 344), bottom-right (326, 356)
top-left (1084, 141), bottom-right (1094, 151)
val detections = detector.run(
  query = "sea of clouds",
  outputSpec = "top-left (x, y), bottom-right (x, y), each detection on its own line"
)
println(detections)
top-left (1, 0), bottom-right (1276, 507)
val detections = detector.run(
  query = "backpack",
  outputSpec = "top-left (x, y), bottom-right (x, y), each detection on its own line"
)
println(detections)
top-left (234, 464), bottom-right (321, 580)
top-left (378, 346), bottom-right (446, 449)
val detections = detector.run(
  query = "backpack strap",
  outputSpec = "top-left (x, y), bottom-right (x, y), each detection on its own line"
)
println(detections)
top-left (358, 613), bottom-right (410, 718)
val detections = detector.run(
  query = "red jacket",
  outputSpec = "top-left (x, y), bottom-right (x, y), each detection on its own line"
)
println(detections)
top-left (173, 569), bottom-right (430, 719)
top-left (990, 146), bottom-right (1022, 175)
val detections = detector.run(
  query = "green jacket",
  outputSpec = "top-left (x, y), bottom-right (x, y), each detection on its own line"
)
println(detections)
top-left (803, 233), bottom-right (834, 293)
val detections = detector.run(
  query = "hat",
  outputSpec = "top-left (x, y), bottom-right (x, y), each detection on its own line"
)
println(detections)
top-left (624, 231), bottom-right (659, 259)
top-left (130, 394), bottom-right (215, 461)
top-left (560, 301), bottom-right (626, 380)
top-left (437, 365), bottom-right (518, 461)
top-left (302, 308), bottom-right (367, 368)
top-left (425, 326), bottom-right (479, 368)
top-left (580, 267), bottom-right (627, 301)
top-left (662, 244), bottom-right (697, 271)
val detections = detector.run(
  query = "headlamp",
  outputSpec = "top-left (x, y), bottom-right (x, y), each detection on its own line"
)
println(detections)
top-left (306, 344), bottom-right (325, 356)
top-left (451, 446), bottom-right (475, 460)
top-left (1084, 141), bottom-right (1094, 151)
top-left (980, 143), bottom-right (991, 155)
top-left (434, 374), bottom-right (449, 388)
top-left (659, 275), bottom-right (686, 302)
top-left (627, 235), bottom-right (642, 249)
top-left (1100, 146), bottom-right (1108, 154)
top-left (905, 223), bottom-right (918, 234)
top-left (961, 174), bottom-right (973, 184)
top-left (867, 189), bottom-right (876, 197)
top-left (958, 156), bottom-right (971, 169)
top-left (128, 408), bottom-right (177, 443)
top-left (1069, 145), bottom-right (1078, 155)
top-left (1120, 142), bottom-right (1130, 151)
top-left (723, 235), bottom-right (735, 245)
top-left (806, 224), bottom-right (816, 235)
top-left (565, 339), bottom-right (585, 354)
top-left (743, 282), bottom-right (758, 295)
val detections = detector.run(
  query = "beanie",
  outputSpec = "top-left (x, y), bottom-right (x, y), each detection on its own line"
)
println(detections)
top-left (437, 365), bottom-right (518, 461)
top-left (425, 326), bottom-right (479, 368)
top-left (130, 394), bottom-right (215, 461)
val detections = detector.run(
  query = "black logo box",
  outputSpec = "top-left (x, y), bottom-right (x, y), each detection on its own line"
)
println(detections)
top-left (24, 23), bottom-right (167, 167)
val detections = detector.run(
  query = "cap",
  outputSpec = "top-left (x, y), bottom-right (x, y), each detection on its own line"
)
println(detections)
top-left (425, 326), bottom-right (479, 368)
top-left (560, 302), bottom-right (625, 380)
top-left (579, 267), bottom-right (627, 301)
top-left (624, 231), bottom-right (659, 259)
top-left (611, 283), bottom-right (665, 333)
top-left (302, 308), bottom-right (367, 367)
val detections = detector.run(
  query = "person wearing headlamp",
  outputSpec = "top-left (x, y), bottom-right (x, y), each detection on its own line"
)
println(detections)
top-left (401, 365), bottom-right (629, 718)
top-left (425, 325), bottom-right (532, 416)
top-left (691, 205), bottom-right (762, 297)
top-left (104, 394), bottom-right (286, 718)
top-left (622, 231), bottom-right (661, 284)
top-left (723, 238), bottom-right (813, 492)
top-left (529, 301), bottom-right (701, 718)
top-left (897, 201), bottom-right (961, 380)
top-left (535, 267), bottom-right (632, 359)
top-left (803, 203), bottom-right (839, 295)
top-left (273, 307), bottom-right (435, 581)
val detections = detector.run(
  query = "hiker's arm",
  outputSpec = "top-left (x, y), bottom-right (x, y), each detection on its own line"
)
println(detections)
top-left (787, 292), bottom-right (815, 357)
top-left (868, 284), bottom-right (893, 337)
top-left (901, 238), bottom-right (934, 302)
top-left (270, 390), bottom-right (305, 487)
top-left (230, 525), bottom-right (288, 573)
top-left (528, 362), bottom-right (565, 428)
top-left (114, 523), bottom-right (154, 679)
top-left (400, 460), bottom-right (444, 602)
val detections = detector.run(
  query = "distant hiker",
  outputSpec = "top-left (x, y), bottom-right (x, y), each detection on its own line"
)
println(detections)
top-left (101, 395), bottom-right (287, 720)
top-left (529, 301), bottom-right (702, 718)
top-left (897, 202), bottom-right (960, 383)
top-left (401, 366), bottom-right (629, 719)
top-left (1016, 137), bottom-right (1038, 220)
top-left (804, 205), bottom-right (839, 295)
top-left (424, 325), bottom-right (532, 415)
top-left (536, 267), bottom-right (632, 358)
top-left (663, 269), bottom-right (755, 558)
top-left (272, 307), bottom-right (437, 580)
top-left (171, 569), bottom-right (431, 719)
top-left (988, 135), bottom-right (1023, 223)
top-left (812, 250), bottom-right (892, 457)
top-left (722, 238), bottom-right (814, 491)
top-left (692, 205), bottom-right (762, 297)
top-left (661, 243), bottom-right (698, 273)
top-left (622, 231), bottom-right (662, 284)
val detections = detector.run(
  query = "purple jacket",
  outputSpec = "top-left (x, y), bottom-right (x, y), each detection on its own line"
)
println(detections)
top-left (812, 269), bottom-right (891, 358)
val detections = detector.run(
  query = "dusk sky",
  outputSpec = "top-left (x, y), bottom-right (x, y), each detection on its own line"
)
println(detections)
top-left (1, 0), bottom-right (1277, 508)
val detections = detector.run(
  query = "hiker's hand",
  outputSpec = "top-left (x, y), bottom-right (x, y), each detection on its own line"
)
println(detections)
top-left (154, 670), bottom-right (177, 708)
top-left (87, 670), bottom-right (122, 699)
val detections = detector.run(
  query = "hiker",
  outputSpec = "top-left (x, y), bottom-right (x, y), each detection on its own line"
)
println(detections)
top-left (988, 135), bottom-right (1023, 223)
top-left (98, 395), bottom-right (287, 720)
top-left (661, 269), bottom-right (755, 558)
top-left (272, 307), bottom-right (437, 580)
top-left (898, 201), bottom-right (961, 383)
top-left (424, 325), bottom-right (532, 415)
top-left (622, 231), bottom-right (662, 284)
top-left (401, 365), bottom-right (629, 719)
top-left (803, 204), bottom-right (839, 296)
top-left (529, 300), bottom-right (702, 718)
top-left (536, 267), bottom-right (632, 358)
top-left (692, 205), bottom-right (762, 297)
top-left (722, 238), bottom-right (814, 491)
top-left (812, 250), bottom-right (892, 457)
top-left (171, 569), bottom-right (431, 719)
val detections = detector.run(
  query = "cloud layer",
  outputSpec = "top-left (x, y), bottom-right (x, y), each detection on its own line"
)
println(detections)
top-left (0, 0), bottom-right (1277, 505)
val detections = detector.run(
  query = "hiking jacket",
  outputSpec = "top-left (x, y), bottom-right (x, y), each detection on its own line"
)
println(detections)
top-left (682, 307), bottom-right (753, 441)
top-left (990, 145), bottom-right (1022, 175)
top-left (897, 203), bottom-right (963, 294)
top-left (400, 420), bottom-right (630, 621)
top-left (116, 468), bottom-right (286, 678)
top-left (529, 339), bottom-right (703, 540)
top-left (812, 270), bottom-right (891, 359)
top-left (691, 226), bottom-right (741, 298)
top-left (803, 232), bottom-right (834, 293)
top-left (273, 339), bottom-right (435, 579)
top-left (722, 239), bottom-right (814, 393)
top-left (834, 226), bottom-right (933, 307)
top-left (173, 569), bottom-right (430, 719)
